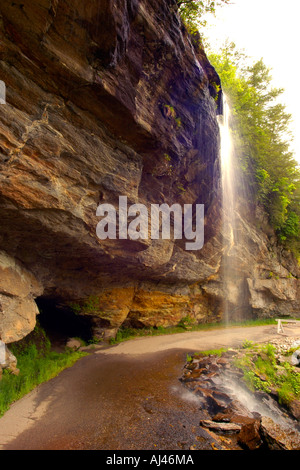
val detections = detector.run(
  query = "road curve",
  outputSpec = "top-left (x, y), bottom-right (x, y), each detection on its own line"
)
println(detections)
top-left (0, 324), bottom-right (299, 450)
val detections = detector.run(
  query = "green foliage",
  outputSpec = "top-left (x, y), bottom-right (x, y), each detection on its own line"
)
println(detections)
top-left (70, 295), bottom-right (103, 316)
top-left (281, 211), bottom-right (300, 240)
top-left (209, 42), bottom-right (300, 256)
top-left (242, 339), bottom-right (254, 349)
top-left (10, 321), bottom-right (51, 357)
top-left (0, 323), bottom-right (87, 417)
top-left (177, 315), bottom-right (196, 329)
top-left (175, 117), bottom-right (182, 128)
top-left (164, 104), bottom-right (177, 119)
top-left (69, 301), bottom-right (81, 315)
top-left (194, 347), bottom-right (228, 357)
top-left (186, 353), bottom-right (193, 362)
top-left (277, 366), bottom-right (300, 405)
top-left (177, 183), bottom-right (186, 193)
top-left (261, 343), bottom-right (276, 359)
top-left (234, 342), bottom-right (300, 405)
top-left (277, 382), bottom-right (295, 405)
top-left (243, 370), bottom-right (271, 393)
top-left (177, 0), bottom-right (230, 33)
top-left (163, 104), bottom-right (182, 130)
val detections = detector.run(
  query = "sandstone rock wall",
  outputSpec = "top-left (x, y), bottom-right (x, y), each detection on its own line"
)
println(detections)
top-left (0, 251), bottom-right (42, 342)
top-left (0, 0), bottom-right (298, 342)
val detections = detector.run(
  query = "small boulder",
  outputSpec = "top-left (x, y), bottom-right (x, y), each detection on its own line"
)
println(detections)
top-left (66, 338), bottom-right (82, 350)
top-left (260, 416), bottom-right (300, 450)
top-left (200, 419), bottom-right (242, 434)
top-left (291, 350), bottom-right (300, 366)
top-left (0, 343), bottom-right (19, 376)
top-left (288, 399), bottom-right (300, 421)
top-left (238, 419), bottom-right (263, 450)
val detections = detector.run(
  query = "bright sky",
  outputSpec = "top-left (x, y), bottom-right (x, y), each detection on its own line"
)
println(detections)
top-left (202, 0), bottom-right (300, 165)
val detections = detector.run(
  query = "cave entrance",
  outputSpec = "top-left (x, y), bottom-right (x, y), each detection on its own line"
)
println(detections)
top-left (36, 297), bottom-right (94, 349)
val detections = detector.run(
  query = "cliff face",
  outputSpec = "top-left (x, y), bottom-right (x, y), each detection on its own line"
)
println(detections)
top-left (0, 0), bottom-right (298, 343)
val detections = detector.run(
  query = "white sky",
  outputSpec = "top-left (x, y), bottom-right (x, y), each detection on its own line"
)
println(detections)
top-left (202, 0), bottom-right (300, 165)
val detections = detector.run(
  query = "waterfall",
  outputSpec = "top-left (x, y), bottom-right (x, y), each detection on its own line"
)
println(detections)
top-left (218, 94), bottom-right (240, 323)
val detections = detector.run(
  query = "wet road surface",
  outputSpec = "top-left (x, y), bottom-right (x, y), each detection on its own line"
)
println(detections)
top-left (1, 349), bottom-right (215, 450)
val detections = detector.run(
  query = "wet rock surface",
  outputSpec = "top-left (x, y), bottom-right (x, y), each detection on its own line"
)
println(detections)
top-left (0, 0), bottom-right (299, 344)
top-left (0, 251), bottom-right (42, 343)
top-left (0, 0), bottom-right (223, 342)
top-left (180, 338), bottom-right (300, 450)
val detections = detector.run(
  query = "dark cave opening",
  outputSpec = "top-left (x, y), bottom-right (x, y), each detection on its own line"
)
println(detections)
top-left (36, 297), bottom-right (94, 347)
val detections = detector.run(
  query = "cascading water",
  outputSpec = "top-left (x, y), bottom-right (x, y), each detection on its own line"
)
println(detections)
top-left (215, 95), bottom-right (300, 436)
top-left (218, 94), bottom-right (241, 323)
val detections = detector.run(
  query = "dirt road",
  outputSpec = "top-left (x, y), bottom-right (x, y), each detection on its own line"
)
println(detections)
top-left (0, 324), bottom-right (299, 450)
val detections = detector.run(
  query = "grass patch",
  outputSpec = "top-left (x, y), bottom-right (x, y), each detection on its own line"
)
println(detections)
top-left (109, 318), bottom-right (277, 345)
top-left (194, 348), bottom-right (228, 358)
top-left (233, 342), bottom-right (300, 405)
top-left (0, 324), bottom-right (88, 418)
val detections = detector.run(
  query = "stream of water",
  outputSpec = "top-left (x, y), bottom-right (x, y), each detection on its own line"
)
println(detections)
top-left (218, 95), bottom-right (237, 323)
top-left (218, 94), bottom-right (247, 323)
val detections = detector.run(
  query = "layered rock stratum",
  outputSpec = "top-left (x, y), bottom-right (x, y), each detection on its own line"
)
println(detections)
top-left (0, 0), bottom-right (299, 342)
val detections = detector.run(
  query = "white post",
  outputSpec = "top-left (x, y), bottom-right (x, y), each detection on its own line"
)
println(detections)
top-left (277, 319), bottom-right (282, 334)
top-left (0, 340), bottom-right (5, 365)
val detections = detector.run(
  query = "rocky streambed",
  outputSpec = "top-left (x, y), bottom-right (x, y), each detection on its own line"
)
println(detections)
top-left (180, 337), bottom-right (300, 450)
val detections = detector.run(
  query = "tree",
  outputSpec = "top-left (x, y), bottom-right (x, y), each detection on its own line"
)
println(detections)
top-left (177, 0), bottom-right (230, 32)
